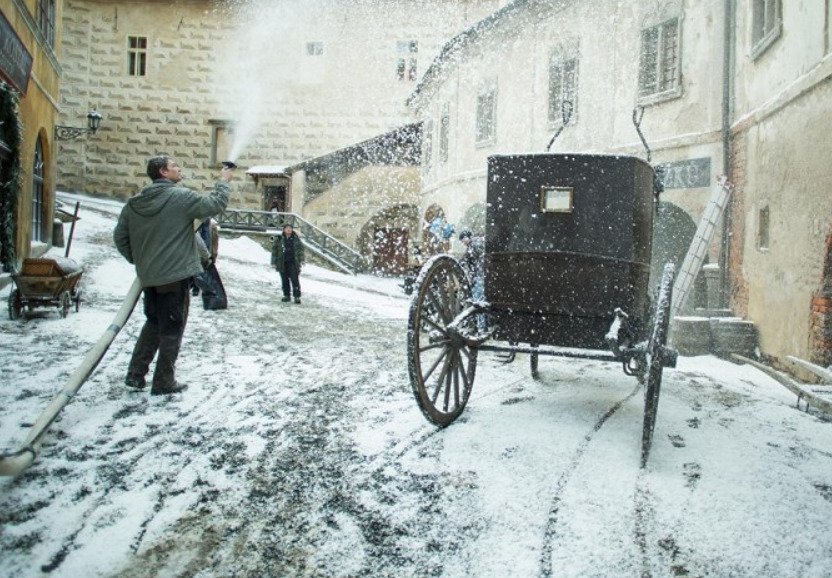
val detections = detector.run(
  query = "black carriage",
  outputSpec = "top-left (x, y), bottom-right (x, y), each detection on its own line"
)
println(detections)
top-left (407, 152), bottom-right (677, 467)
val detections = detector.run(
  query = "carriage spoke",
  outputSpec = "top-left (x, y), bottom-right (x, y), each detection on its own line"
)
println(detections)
top-left (426, 288), bottom-right (451, 324)
top-left (422, 346), bottom-right (449, 382)
top-left (420, 312), bottom-right (448, 336)
top-left (443, 354), bottom-right (455, 412)
top-left (431, 353), bottom-right (453, 404)
top-left (458, 353), bottom-right (471, 394)
top-left (419, 339), bottom-right (451, 353)
top-left (452, 353), bottom-right (461, 408)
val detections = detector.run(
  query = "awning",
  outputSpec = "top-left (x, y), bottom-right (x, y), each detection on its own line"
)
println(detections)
top-left (246, 165), bottom-right (288, 176)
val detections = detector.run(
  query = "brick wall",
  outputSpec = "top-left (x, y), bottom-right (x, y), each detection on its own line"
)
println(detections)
top-left (727, 128), bottom-right (749, 318)
top-left (810, 230), bottom-right (832, 366)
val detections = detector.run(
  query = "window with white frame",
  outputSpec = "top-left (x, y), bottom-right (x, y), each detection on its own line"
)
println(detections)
top-left (751, 0), bottom-right (782, 59)
top-left (306, 42), bottom-right (324, 56)
top-left (548, 52), bottom-right (578, 125)
top-left (638, 17), bottom-right (681, 101)
top-left (475, 82), bottom-right (497, 145)
top-left (439, 103), bottom-right (450, 164)
top-left (422, 119), bottom-right (434, 174)
top-left (127, 36), bottom-right (148, 77)
top-left (397, 41), bottom-right (418, 81)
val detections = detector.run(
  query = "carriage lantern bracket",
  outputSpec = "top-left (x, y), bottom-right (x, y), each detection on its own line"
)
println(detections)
top-left (632, 106), bottom-right (665, 200)
top-left (545, 100), bottom-right (573, 152)
top-left (56, 109), bottom-right (103, 141)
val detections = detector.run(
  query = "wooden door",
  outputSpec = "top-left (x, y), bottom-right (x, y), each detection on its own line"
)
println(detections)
top-left (373, 228), bottom-right (409, 275)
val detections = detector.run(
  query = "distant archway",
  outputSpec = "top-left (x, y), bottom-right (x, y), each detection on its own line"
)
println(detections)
top-left (810, 229), bottom-right (832, 366)
top-left (651, 201), bottom-right (705, 310)
top-left (459, 202), bottom-right (486, 236)
top-left (356, 204), bottom-right (419, 275)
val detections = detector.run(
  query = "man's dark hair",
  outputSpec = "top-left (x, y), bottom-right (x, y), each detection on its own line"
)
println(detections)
top-left (147, 155), bottom-right (172, 180)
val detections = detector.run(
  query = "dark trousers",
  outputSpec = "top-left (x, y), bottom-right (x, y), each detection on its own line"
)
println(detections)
top-left (279, 262), bottom-right (301, 298)
top-left (127, 279), bottom-right (190, 389)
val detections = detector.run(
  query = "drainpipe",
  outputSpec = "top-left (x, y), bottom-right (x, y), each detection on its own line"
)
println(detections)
top-left (719, 0), bottom-right (736, 308)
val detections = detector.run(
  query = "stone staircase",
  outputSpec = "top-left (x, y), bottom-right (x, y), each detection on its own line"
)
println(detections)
top-left (216, 209), bottom-right (365, 275)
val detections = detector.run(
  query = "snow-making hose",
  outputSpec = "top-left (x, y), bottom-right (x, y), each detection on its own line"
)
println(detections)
top-left (0, 277), bottom-right (143, 477)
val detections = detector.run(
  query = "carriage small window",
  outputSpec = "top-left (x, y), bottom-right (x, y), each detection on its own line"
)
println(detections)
top-left (541, 186), bottom-right (573, 213)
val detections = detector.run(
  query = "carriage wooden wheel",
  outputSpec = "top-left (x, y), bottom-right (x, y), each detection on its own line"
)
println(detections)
top-left (407, 255), bottom-right (478, 426)
top-left (640, 263), bottom-right (675, 466)
top-left (8, 289), bottom-right (23, 320)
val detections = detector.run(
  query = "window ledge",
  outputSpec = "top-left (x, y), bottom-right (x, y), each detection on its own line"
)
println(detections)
top-left (637, 85), bottom-right (683, 107)
top-left (475, 137), bottom-right (496, 149)
top-left (751, 21), bottom-right (782, 61)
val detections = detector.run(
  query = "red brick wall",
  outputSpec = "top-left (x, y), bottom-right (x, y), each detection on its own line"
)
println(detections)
top-left (727, 128), bottom-right (750, 318)
top-left (810, 230), bottom-right (832, 366)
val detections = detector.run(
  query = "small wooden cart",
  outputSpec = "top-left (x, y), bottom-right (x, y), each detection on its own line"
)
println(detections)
top-left (8, 257), bottom-right (83, 319)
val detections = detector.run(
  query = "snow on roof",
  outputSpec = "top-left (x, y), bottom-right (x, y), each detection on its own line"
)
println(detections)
top-left (246, 165), bottom-right (288, 175)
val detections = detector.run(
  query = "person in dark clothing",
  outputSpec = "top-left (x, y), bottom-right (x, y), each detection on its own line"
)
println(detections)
top-left (195, 218), bottom-right (228, 310)
top-left (459, 229), bottom-right (486, 331)
top-left (271, 223), bottom-right (305, 304)
top-left (113, 155), bottom-right (233, 395)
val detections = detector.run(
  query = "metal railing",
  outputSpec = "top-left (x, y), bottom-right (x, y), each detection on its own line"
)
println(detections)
top-left (217, 209), bottom-right (365, 274)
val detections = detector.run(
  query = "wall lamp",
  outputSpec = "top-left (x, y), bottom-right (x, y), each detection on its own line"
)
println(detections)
top-left (56, 109), bottom-right (103, 141)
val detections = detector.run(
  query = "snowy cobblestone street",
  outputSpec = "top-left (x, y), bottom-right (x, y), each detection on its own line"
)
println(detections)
top-left (1, 197), bottom-right (832, 577)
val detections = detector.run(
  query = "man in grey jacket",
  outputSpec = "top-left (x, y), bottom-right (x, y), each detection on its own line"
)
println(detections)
top-left (114, 155), bottom-right (233, 395)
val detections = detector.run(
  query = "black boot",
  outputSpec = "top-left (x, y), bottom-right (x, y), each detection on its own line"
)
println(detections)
top-left (150, 335), bottom-right (187, 395)
top-left (125, 323), bottom-right (159, 390)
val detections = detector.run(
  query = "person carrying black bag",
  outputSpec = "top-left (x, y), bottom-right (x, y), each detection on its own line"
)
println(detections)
top-left (195, 218), bottom-right (228, 310)
top-left (271, 223), bottom-right (305, 304)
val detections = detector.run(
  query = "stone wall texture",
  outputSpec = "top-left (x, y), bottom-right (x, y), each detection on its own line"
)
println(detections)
top-left (57, 0), bottom-right (498, 204)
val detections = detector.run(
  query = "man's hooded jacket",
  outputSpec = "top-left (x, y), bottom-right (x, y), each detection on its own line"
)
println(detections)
top-left (113, 179), bottom-right (229, 287)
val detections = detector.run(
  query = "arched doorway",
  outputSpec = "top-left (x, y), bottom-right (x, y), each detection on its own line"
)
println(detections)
top-left (650, 201), bottom-right (705, 310)
top-left (356, 204), bottom-right (419, 275)
top-left (810, 230), bottom-right (832, 366)
top-left (459, 202), bottom-right (486, 236)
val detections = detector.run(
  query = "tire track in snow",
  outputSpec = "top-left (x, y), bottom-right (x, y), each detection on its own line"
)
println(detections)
top-left (538, 381), bottom-right (642, 578)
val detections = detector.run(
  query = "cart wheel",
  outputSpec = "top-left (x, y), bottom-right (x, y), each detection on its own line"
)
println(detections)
top-left (8, 289), bottom-right (23, 320)
top-left (60, 291), bottom-right (71, 318)
top-left (640, 263), bottom-right (675, 467)
top-left (530, 346), bottom-right (540, 380)
top-left (407, 255), bottom-right (478, 427)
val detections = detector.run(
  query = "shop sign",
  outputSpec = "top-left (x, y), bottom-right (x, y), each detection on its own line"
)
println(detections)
top-left (0, 9), bottom-right (33, 95)
top-left (657, 157), bottom-right (712, 190)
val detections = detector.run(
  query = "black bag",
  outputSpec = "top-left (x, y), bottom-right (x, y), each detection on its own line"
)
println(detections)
top-left (195, 263), bottom-right (227, 310)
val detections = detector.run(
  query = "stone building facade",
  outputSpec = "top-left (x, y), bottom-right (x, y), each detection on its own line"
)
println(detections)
top-left (56, 0), bottom-right (500, 206)
top-left (289, 124), bottom-right (422, 273)
top-left (408, 0), bottom-right (832, 364)
top-left (0, 0), bottom-right (64, 282)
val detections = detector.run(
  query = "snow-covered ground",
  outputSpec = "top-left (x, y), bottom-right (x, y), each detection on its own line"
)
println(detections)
top-left (1, 194), bottom-right (831, 578)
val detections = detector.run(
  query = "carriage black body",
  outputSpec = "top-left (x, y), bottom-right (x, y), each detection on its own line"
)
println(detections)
top-left (486, 153), bottom-right (655, 349)
top-left (406, 152), bottom-right (677, 467)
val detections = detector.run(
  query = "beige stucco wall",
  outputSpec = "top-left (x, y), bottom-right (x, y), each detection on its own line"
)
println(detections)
top-left (413, 0), bottom-right (726, 254)
top-left (57, 0), bottom-right (497, 204)
top-left (730, 0), bottom-right (832, 361)
top-left (1, 0), bottom-right (63, 265)
top-left (300, 165), bottom-right (421, 250)
top-left (412, 0), bottom-right (832, 361)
